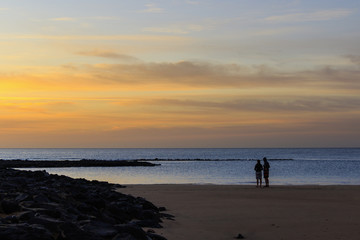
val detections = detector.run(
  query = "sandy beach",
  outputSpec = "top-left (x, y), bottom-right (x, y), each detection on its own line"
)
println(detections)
top-left (121, 184), bottom-right (360, 240)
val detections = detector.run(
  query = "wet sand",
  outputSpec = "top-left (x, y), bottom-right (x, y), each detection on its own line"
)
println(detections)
top-left (121, 184), bottom-right (360, 240)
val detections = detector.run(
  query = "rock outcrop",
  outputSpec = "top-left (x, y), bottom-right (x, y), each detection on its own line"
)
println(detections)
top-left (0, 159), bottom-right (158, 168)
top-left (0, 168), bottom-right (170, 240)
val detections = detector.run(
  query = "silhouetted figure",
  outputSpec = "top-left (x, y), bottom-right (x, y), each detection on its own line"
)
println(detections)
top-left (263, 157), bottom-right (270, 187)
top-left (254, 160), bottom-right (263, 188)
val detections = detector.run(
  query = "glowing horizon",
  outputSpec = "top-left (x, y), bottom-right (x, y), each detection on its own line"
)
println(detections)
top-left (1, 0), bottom-right (359, 148)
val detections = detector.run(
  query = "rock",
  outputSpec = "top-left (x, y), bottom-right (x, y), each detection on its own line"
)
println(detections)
top-left (148, 232), bottom-right (168, 240)
top-left (15, 193), bottom-right (31, 202)
top-left (131, 219), bottom-right (163, 228)
top-left (33, 193), bottom-right (50, 203)
top-left (17, 211), bottom-right (36, 221)
top-left (59, 222), bottom-right (103, 240)
top-left (1, 200), bottom-right (21, 214)
top-left (114, 224), bottom-right (149, 240)
top-left (235, 233), bottom-right (245, 239)
top-left (158, 207), bottom-right (167, 212)
top-left (81, 220), bottom-right (118, 238)
top-left (0, 168), bottom-right (169, 239)
top-left (27, 215), bottom-right (63, 232)
top-left (0, 223), bottom-right (54, 240)
top-left (1, 215), bottom-right (18, 224)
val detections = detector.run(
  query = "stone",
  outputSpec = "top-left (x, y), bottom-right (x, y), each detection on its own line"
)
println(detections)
top-left (0, 223), bottom-right (54, 240)
top-left (1, 200), bottom-right (21, 214)
top-left (0, 168), bottom-right (169, 239)
top-left (148, 232), bottom-right (168, 240)
top-left (235, 233), bottom-right (245, 239)
top-left (114, 224), bottom-right (149, 240)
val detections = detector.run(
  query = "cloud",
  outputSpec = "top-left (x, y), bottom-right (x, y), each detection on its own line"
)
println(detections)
top-left (143, 24), bottom-right (205, 35)
top-left (2, 59), bottom-right (359, 147)
top-left (346, 55), bottom-right (360, 66)
top-left (140, 3), bottom-right (164, 13)
top-left (76, 50), bottom-right (138, 61)
top-left (250, 27), bottom-right (304, 36)
top-left (50, 17), bottom-right (76, 22)
top-left (265, 9), bottom-right (352, 23)
top-left (2, 60), bottom-right (360, 94)
top-left (0, 34), bottom-right (189, 42)
top-left (145, 96), bottom-right (360, 113)
top-left (81, 61), bottom-right (360, 91)
top-left (88, 16), bottom-right (121, 21)
top-left (143, 27), bottom-right (189, 35)
top-left (186, 1), bottom-right (200, 5)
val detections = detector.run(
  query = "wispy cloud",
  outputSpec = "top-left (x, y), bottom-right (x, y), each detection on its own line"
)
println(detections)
top-left (250, 27), bottom-right (304, 36)
top-left (265, 9), bottom-right (352, 22)
top-left (89, 16), bottom-right (121, 21)
top-left (80, 61), bottom-right (360, 91)
top-left (186, 1), bottom-right (200, 5)
top-left (346, 55), bottom-right (360, 66)
top-left (2, 59), bottom-right (359, 93)
top-left (50, 17), bottom-right (76, 22)
top-left (140, 3), bottom-right (164, 13)
top-left (50, 16), bottom-right (121, 21)
top-left (145, 96), bottom-right (360, 113)
top-left (144, 24), bottom-right (204, 34)
top-left (0, 34), bottom-right (189, 42)
top-left (76, 50), bottom-right (138, 61)
top-left (143, 27), bottom-right (189, 35)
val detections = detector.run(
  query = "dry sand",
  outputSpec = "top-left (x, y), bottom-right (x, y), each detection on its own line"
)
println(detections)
top-left (120, 184), bottom-right (360, 240)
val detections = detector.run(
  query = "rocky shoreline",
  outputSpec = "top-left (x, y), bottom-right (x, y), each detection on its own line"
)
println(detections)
top-left (0, 168), bottom-right (171, 240)
top-left (0, 159), bottom-right (159, 168)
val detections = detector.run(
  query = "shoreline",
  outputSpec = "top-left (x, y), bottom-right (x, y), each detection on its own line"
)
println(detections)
top-left (0, 168), bottom-right (166, 239)
top-left (121, 184), bottom-right (360, 240)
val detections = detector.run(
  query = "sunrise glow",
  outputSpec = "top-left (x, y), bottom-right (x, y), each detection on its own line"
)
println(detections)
top-left (1, 0), bottom-right (359, 147)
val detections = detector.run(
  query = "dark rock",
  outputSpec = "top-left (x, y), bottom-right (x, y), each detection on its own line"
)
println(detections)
top-left (131, 219), bottom-right (163, 228)
top-left (112, 233), bottom-right (140, 240)
top-left (235, 233), bottom-right (245, 239)
top-left (15, 193), bottom-right (31, 202)
top-left (137, 197), bottom-right (158, 210)
top-left (0, 223), bottom-right (54, 240)
top-left (59, 222), bottom-right (103, 240)
top-left (114, 224), bottom-right (149, 240)
top-left (148, 232), bottom-right (168, 240)
top-left (28, 215), bottom-right (63, 232)
top-left (81, 220), bottom-right (118, 238)
top-left (158, 207), bottom-right (167, 212)
top-left (0, 168), bottom-right (169, 240)
top-left (17, 211), bottom-right (36, 221)
top-left (1, 200), bottom-right (21, 214)
top-left (160, 213), bottom-right (175, 221)
top-left (1, 215), bottom-right (18, 224)
top-left (0, 159), bottom-right (158, 168)
top-left (33, 193), bottom-right (50, 203)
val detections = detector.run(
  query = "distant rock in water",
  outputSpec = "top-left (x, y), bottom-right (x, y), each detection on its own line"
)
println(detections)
top-left (0, 159), bottom-right (159, 168)
top-left (0, 168), bottom-right (170, 240)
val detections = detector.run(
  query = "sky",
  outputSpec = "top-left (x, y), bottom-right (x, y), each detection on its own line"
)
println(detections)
top-left (1, 0), bottom-right (359, 148)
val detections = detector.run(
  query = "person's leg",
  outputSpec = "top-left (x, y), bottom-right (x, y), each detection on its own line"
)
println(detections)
top-left (260, 178), bottom-right (262, 188)
top-left (265, 178), bottom-right (269, 187)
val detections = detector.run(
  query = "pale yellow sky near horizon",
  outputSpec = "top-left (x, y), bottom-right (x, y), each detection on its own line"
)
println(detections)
top-left (1, 0), bottom-right (359, 147)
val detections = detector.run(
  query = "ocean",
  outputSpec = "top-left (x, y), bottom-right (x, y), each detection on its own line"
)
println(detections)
top-left (1, 148), bottom-right (359, 185)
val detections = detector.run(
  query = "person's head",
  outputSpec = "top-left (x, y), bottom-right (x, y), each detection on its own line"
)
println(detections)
top-left (257, 160), bottom-right (261, 164)
top-left (263, 157), bottom-right (267, 162)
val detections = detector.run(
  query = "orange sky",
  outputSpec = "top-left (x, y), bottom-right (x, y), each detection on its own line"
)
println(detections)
top-left (1, 0), bottom-right (359, 147)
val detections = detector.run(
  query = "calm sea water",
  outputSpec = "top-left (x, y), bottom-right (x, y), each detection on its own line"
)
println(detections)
top-left (1, 148), bottom-right (359, 185)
